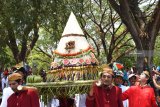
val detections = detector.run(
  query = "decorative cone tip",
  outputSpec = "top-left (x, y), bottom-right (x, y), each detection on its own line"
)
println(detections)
top-left (62, 12), bottom-right (84, 36)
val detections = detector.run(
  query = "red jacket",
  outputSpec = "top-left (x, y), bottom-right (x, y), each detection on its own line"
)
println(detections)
top-left (86, 85), bottom-right (123, 107)
top-left (7, 89), bottom-right (40, 107)
top-left (122, 85), bottom-right (158, 107)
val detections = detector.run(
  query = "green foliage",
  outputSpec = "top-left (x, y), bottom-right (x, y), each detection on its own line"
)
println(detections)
top-left (0, 47), bottom-right (16, 68)
top-left (27, 49), bottom-right (52, 73)
top-left (0, 0), bottom-right (158, 69)
top-left (117, 57), bottom-right (136, 68)
top-left (153, 35), bottom-right (160, 66)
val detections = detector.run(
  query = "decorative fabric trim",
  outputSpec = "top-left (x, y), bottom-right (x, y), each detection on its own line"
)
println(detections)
top-left (62, 34), bottom-right (84, 37)
top-left (54, 46), bottom-right (93, 57)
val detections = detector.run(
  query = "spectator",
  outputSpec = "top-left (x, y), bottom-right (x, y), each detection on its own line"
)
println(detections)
top-left (1, 69), bottom-right (9, 90)
top-left (39, 69), bottom-right (46, 82)
top-left (153, 74), bottom-right (160, 89)
top-left (114, 70), bottom-right (129, 107)
top-left (123, 80), bottom-right (129, 86)
top-left (128, 74), bottom-right (137, 86)
top-left (16, 67), bottom-right (27, 84)
top-left (122, 71), bottom-right (158, 107)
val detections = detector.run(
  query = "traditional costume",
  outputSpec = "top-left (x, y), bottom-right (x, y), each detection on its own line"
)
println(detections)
top-left (86, 84), bottom-right (123, 107)
top-left (122, 84), bottom-right (158, 107)
top-left (85, 66), bottom-right (123, 107)
top-left (7, 73), bottom-right (40, 107)
top-left (8, 73), bottom-right (22, 81)
top-left (7, 89), bottom-right (39, 107)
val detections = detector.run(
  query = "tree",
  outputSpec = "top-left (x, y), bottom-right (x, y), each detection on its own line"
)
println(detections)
top-left (108, 0), bottom-right (160, 73)
top-left (25, 0), bottom-right (74, 71)
top-left (153, 35), bottom-right (160, 65)
top-left (70, 0), bottom-right (135, 64)
top-left (0, 0), bottom-right (41, 63)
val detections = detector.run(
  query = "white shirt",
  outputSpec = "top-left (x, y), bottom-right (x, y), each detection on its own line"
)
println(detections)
top-left (0, 87), bottom-right (14, 107)
top-left (119, 85), bottom-right (129, 107)
top-left (51, 98), bottom-right (59, 107)
top-left (75, 94), bottom-right (86, 107)
top-left (1, 77), bottom-right (8, 90)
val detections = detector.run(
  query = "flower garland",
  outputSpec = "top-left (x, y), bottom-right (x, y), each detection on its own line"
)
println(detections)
top-left (55, 50), bottom-right (93, 59)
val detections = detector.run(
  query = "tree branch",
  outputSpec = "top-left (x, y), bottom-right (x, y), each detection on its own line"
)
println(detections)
top-left (100, 7), bottom-right (107, 25)
top-left (113, 47), bottom-right (136, 61)
top-left (35, 47), bottom-right (52, 58)
top-left (144, 0), bottom-right (157, 12)
top-left (78, 12), bottom-right (100, 57)
top-left (5, 19), bottom-right (19, 62)
top-left (114, 38), bottom-right (134, 52)
top-left (20, 24), bottom-right (32, 61)
top-left (33, 58), bottom-right (50, 64)
top-left (114, 30), bottom-right (128, 45)
top-left (146, 0), bottom-right (160, 40)
top-left (113, 33), bottom-right (129, 51)
top-left (109, 0), bottom-right (143, 49)
top-left (108, 0), bottom-right (120, 14)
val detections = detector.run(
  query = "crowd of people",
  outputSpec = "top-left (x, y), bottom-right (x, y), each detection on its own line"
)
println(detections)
top-left (1, 64), bottom-right (160, 107)
top-left (86, 65), bottom-right (160, 107)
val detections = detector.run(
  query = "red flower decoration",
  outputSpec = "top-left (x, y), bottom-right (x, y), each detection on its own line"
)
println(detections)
top-left (63, 59), bottom-right (70, 65)
top-left (79, 59), bottom-right (84, 64)
top-left (86, 59), bottom-right (91, 64)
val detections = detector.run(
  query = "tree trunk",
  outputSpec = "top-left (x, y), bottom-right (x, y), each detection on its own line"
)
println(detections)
top-left (101, 36), bottom-right (108, 62)
top-left (136, 38), bottom-right (155, 74)
top-left (108, 0), bottom-right (160, 73)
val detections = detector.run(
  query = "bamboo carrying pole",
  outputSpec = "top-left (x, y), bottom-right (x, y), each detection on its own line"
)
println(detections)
top-left (27, 80), bottom-right (94, 87)
top-left (27, 80), bottom-right (95, 104)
